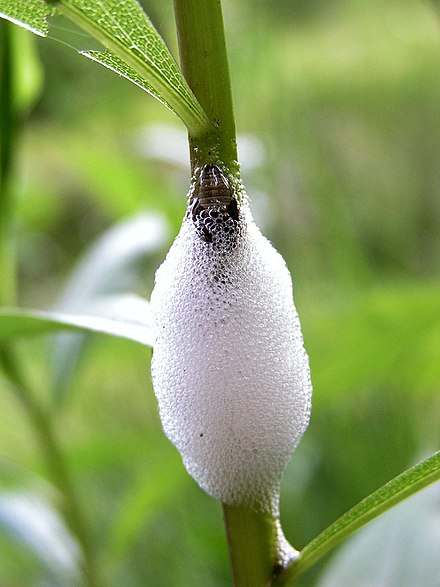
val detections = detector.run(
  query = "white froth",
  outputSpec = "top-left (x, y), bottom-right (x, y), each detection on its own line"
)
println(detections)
top-left (150, 202), bottom-right (312, 513)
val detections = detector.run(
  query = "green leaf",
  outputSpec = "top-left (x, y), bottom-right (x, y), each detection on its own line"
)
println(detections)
top-left (0, 489), bottom-right (81, 582)
top-left (316, 482), bottom-right (440, 587)
top-left (0, 0), bottom-right (54, 37)
top-left (275, 451), bottom-right (440, 585)
top-left (0, 0), bottom-right (211, 136)
top-left (0, 302), bottom-right (153, 346)
top-left (49, 213), bottom-right (165, 398)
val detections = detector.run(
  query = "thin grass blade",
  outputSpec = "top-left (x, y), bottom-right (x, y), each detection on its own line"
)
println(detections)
top-left (275, 451), bottom-right (440, 585)
top-left (0, 303), bottom-right (154, 346)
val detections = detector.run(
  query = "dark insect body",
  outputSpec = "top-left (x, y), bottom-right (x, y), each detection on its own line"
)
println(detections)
top-left (190, 164), bottom-right (240, 243)
top-left (193, 164), bottom-right (233, 208)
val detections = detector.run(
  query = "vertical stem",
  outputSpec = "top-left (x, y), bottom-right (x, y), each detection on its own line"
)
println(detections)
top-left (0, 20), bottom-right (17, 305)
top-left (173, 2), bottom-right (285, 584)
top-left (0, 21), bottom-right (101, 587)
top-left (173, 0), bottom-right (238, 173)
top-left (0, 347), bottom-right (102, 587)
top-left (222, 503), bottom-right (293, 587)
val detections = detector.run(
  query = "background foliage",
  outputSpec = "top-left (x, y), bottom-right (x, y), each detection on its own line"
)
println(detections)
top-left (0, 0), bottom-right (439, 585)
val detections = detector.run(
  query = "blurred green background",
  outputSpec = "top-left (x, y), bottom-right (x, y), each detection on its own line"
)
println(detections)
top-left (0, 0), bottom-right (439, 585)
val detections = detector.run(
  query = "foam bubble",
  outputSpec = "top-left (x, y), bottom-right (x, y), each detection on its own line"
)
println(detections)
top-left (151, 188), bottom-right (312, 513)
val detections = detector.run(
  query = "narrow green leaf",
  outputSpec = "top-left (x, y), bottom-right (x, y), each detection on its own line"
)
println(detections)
top-left (275, 451), bottom-right (440, 585)
top-left (0, 489), bottom-right (81, 580)
top-left (0, 0), bottom-right (211, 135)
top-left (316, 483), bottom-right (440, 587)
top-left (49, 214), bottom-right (165, 398)
top-left (0, 0), bottom-right (54, 37)
top-left (84, 49), bottom-right (173, 111)
top-left (56, 0), bottom-right (210, 135)
top-left (0, 304), bottom-right (153, 346)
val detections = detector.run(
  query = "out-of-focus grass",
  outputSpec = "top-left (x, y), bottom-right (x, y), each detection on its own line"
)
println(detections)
top-left (1, 0), bottom-right (439, 585)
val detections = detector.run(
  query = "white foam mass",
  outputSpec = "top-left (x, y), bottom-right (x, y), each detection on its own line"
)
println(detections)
top-left (151, 193), bottom-right (312, 513)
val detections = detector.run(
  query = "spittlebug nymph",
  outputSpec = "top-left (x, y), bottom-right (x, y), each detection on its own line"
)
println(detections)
top-left (189, 164), bottom-right (240, 244)
top-left (193, 164), bottom-right (234, 210)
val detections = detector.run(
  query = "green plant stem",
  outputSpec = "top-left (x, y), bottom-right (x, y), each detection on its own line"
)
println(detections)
top-left (0, 26), bottom-right (100, 582)
top-left (0, 346), bottom-right (102, 587)
top-left (173, 4), bottom-right (277, 583)
top-left (173, 0), bottom-right (238, 173)
top-left (222, 503), bottom-right (290, 587)
top-left (274, 450), bottom-right (440, 586)
top-left (0, 18), bottom-right (99, 587)
top-left (0, 20), bottom-right (17, 306)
